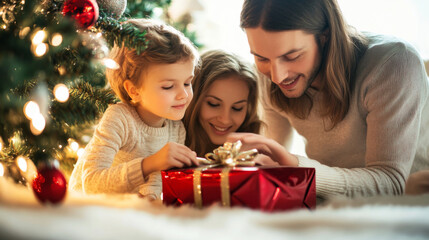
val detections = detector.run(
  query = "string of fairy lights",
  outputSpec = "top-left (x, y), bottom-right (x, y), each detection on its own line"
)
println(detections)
top-left (1, 0), bottom-right (180, 203)
top-left (0, 136), bottom-right (85, 185)
top-left (0, 27), bottom-right (119, 185)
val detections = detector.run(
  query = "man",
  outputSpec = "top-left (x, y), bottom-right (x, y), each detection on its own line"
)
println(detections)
top-left (227, 0), bottom-right (429, 199)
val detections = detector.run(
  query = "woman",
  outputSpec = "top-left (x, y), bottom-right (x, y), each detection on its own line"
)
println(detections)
top-left (183, 49), bottom-right (263, 158)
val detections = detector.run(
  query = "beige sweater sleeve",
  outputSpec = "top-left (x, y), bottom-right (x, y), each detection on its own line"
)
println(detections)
top-left (69, 103), bottom-right (185, 194)
top-left (80, 105), bottom-right (143, 193)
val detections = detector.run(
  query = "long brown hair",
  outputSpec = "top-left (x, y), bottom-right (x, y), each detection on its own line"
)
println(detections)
top-left (106, 18), bottom-right (199, 106)
top-left (183, 50), bottom-right (262, 156)
top-left (240, 0), bottom-right (367, 128)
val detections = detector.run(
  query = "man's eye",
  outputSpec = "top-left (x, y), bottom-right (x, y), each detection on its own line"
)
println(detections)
top-left (162, 85), bottom-right (173, 90)
top-left (285, 54), bottom-right (301, 62)
top-left (257, 57), bottom-right (268, 62)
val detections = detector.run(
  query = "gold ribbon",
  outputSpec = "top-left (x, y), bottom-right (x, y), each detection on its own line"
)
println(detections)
top-left (193, 141), bottom-right (258, 208)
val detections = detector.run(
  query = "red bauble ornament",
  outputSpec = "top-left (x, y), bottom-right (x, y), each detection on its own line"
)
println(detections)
top-left (62, 0), bottom-right (99, 29)
top-left (32, 165), bottom-right (67, 204)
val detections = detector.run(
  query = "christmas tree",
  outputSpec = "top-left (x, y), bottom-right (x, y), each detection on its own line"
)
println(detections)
top-left (0, 0), bottom-right (200, 185)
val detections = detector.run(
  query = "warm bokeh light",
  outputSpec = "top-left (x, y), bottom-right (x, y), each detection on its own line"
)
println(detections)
top-left (34, 43), bottom-right (48, 57)
top-left (102, 58), bottom-right (120, 69)
top-left (32, 114), bottom-right (46, 131)
top-left (53, 83), bottom-right (69, 103)
top-left (77, 148), bottom-right (85, 158)
top-left (0, 163), bottom-right (4, 177)
top-left (19, 26), bottom-right (30, 39)
top-left (52, 159), bottom-right (60, 169)
top-left (24, 101), bottom-right (41, 120)
top-left (81, 135), bottom-right (91, 143)
top-left (70, 141), bottom-right (79, 152)
top-left (58, 66), bottom-right (66, 75)
top-left (30, 113), bottom-right (46, 135)
top-left (16, 156), bottom-right (28, 172)
top-left (15, 157), bottom-right (38, 183)
top-left (32, 30), bottom-right (46, 45)
top-left (24, 158), bottom-right (38, 183)
top-left (11, 136), bottom-right (17, 145)
top-left (50, 33), bottom-right (63, 46)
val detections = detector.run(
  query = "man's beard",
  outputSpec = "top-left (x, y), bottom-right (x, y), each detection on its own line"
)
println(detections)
top-left (276, 59), bottom-right (322, 99)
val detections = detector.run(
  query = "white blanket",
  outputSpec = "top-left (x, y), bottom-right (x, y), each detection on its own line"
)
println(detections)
top-left (1, 179), bottom-right (428, 240)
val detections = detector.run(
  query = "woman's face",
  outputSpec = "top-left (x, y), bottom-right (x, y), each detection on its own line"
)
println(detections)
top-left (199, 76), bottom-right (249, 145)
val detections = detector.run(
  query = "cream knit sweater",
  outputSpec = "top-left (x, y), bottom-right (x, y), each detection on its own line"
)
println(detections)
top-left (68, 102), bottom-right (186, 195)
top-left (259, 33), bottom-right (429, 199)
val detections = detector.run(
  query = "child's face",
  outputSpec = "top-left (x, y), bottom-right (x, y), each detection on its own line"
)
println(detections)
top-left (134, 59), bottom-right (195, 127)
top-left (198, 76), bottom-right (249, 145)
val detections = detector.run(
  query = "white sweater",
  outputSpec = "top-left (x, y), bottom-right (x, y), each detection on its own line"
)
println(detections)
top-left (259, 33), bottom-right (429, 199)
top-left (68, 102), bottom-right (186, 194)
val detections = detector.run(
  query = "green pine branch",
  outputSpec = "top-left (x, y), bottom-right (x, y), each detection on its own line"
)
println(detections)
top-left (50, 80), bottom-right (118, 126)
top-left (95, 10), bottom-right (148, 54)
top-left (125, 0), bottom-right (172, 19)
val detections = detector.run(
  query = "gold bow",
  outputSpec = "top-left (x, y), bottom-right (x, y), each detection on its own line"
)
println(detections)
top-left (198, 140), bottom-right (258, 167)
top-left (193, 141), bottom-right (258, 208)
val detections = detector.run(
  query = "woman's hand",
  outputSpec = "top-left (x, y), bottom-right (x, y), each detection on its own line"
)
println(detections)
top-left (142, 142), bottom-right (199, 176)
top-left (226, 132), bottom-right (298, 167)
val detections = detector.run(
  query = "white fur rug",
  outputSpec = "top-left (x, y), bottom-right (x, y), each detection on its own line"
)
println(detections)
top-left (1, 178), bottom-right (428, 240)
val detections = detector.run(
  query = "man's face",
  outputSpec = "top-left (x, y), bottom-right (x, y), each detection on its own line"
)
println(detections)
top-left (245, 27), bottom-right (322, 98)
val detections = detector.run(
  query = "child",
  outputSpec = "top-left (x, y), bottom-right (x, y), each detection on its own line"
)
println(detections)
top-left (183, 50), bottom-right (272, 165)
top-left (69, 19), bottom-right (200, 198)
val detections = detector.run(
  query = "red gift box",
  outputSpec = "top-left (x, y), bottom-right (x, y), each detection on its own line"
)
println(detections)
top-left (161, 166), bottom-right (316, 212)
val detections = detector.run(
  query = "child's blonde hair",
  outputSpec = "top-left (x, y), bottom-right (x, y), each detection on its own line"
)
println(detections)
top-left (106, 18), bottom-right (199, 105)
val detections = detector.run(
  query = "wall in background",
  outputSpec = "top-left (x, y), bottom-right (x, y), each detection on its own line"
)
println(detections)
top-left (338, 0), bottom-right (429, 60)
top-left (170, 0), bottom-right (429, 60)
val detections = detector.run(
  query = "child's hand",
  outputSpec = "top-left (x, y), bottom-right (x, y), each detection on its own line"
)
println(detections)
top-left (142, 142), bottom-right (198, 176)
